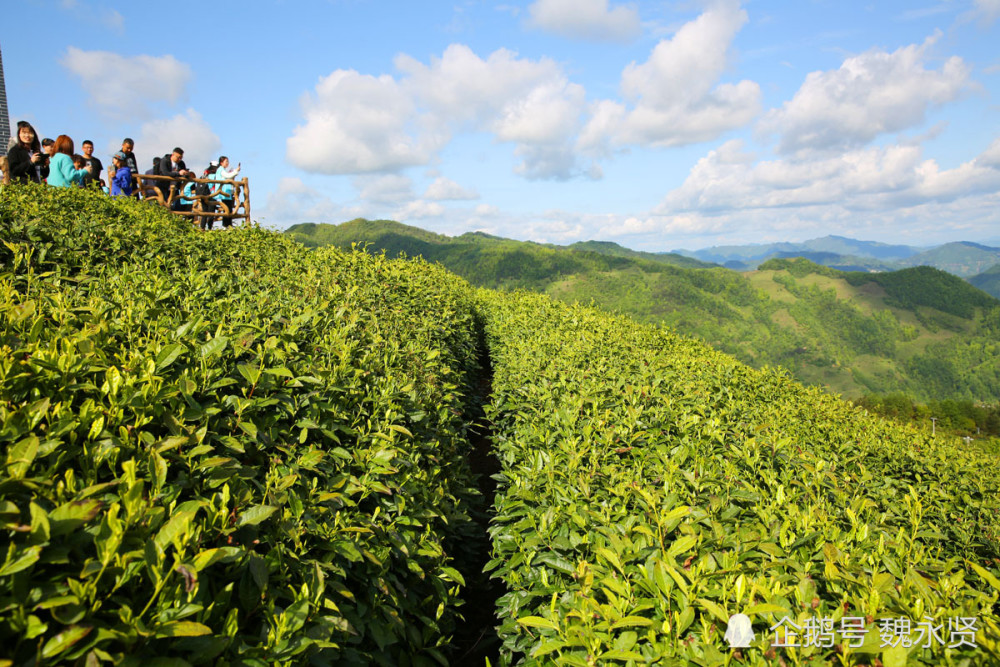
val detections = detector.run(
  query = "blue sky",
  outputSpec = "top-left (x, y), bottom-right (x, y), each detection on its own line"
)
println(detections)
top-left (4, 0), bottom-right (999, 251)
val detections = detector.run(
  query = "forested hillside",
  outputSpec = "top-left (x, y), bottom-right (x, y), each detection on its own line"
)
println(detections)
top-left (970, 264), bottom-right (1000, 299)
top-left (288, 221), bottom-right (1000, 402)
top-left (1, 185), bottom-right (998, 665)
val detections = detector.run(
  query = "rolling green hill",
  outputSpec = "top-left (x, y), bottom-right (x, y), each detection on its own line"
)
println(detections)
top-left (968, 263), bottom-right (1000, 299)
top-left (289, 220), bottom-right (1000, 402)
top-left (287, 219), bottom-right (717, 277)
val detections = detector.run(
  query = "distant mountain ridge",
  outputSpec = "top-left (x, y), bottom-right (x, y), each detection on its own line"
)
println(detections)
top-left (897, 242), bottom-right (1000, 277)
top-left (674, 235), bottom-right (922, 265)
top-left (286, 220), bottom-right (1000, 403)
top-left (675, 235), bottom-right (1000, 276)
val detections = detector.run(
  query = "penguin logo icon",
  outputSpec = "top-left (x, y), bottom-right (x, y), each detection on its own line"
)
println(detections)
top-left (724, 613), bottom-right (755, 648)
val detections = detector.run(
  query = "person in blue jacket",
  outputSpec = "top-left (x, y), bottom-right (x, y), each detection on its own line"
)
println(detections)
top-left (109, 151), bottom-right (133, 196)
top-left (175, 174), bottom-right (196, 213)
top-left (47, 135), bottom-right (91, 187)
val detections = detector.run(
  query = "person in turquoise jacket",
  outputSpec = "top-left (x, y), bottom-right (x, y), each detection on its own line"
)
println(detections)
top-left (47, 135), bottom-right (91, 187)
top-left (175, 176), bottom-right (196, 214)
top-left (212, 155), bottom-right (241, 226)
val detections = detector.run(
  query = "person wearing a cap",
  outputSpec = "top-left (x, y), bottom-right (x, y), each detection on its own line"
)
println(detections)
top-left (109, 151), bottom-right (133, 196)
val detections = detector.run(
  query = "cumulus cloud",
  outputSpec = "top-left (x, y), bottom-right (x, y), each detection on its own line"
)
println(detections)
top-left (398, 44), bottom-right (592, 179)
top-left (526, 0), bottom-right (641, 42)
top-left (61, 48), bottom-right (191, 119)
top-left (760, 34), bottom-right (970, 154)
top-left (658, 138), bottom-right (1000, 215)
top-left (977, 137), bottom-right (1000, 168)
top-left (286, 70), bottom-right (445, 174)
top-left (474, 203), bottom-right (500, 217)
top-left (394, 200), bottom-right (447, 220)
top-left (137, 109), bottom-right (221, 171)
top-left (355, 174), bottom-right (415, 204)
top-left (522, 216), bottom-right (585, 243)
top-left (289, 44), bottom-right (594, 180)
top-left (261, 177), bottom-right (365, 226)
top-left (580, 0), bottom-right (760, 151)
top-left (288, 4), bottom-right (765, 183)
top-left (424, 177), bottom-right (479, 200)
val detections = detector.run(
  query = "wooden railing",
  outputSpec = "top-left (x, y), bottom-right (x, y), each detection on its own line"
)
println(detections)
top-left (131, 173), bottom-right (251, 226)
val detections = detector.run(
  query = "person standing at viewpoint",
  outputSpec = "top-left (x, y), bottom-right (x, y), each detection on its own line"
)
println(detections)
top-left (120, 138), bottom-right (138, 174)
top-left (47, 135), bottom-right (92, 187)
top-left (213, 155), bottom-right (241, 225)
top-left (81, 140), bottom-right (104, 188)
top-left (108, 151), bottom-right (132, 196)
top-left (6, 121), bottom-right (45, 183)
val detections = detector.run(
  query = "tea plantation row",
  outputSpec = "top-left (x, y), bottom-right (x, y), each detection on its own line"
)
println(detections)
top-left (477, 289), bottom-right (1000, 666)
top-left (0, 185), bottom-right (486, 665)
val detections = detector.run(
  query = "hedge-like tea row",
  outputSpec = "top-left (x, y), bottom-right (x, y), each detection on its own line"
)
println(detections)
top-left (478, 289), bottom-right (1000, 666)
top-left (0, 184), bottom-right (484, 665)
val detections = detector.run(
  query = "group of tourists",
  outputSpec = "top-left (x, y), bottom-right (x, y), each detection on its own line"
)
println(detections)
top-left (2, 120), bottom-right (243, 230)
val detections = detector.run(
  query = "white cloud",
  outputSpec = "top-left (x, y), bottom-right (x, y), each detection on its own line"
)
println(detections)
top-left (522, 216), bottom-right (585, 243)
top-left (581, 0), bottom-right (760, 150)
top-left (526, 0), bottom-right (641, 42)
top-left (399, 44), bottom-right (591, 179)
top-left (474, 203), bottom-right (500, 217)
top-left (58, 1), bottom-right (124, 33)
top-left (977, 137), bottom-right (1000, 168)
top-left (289, 44), bottom-right (594, 180)
top-left (970, 0), bottom-right (1000, 25)
top-left (137, 109), bottom-right (221, 172)
top-left (658, 138), bottom-right (1000, 215)
top-left (424, 177), bottom-right (479, 200)
top-left (760, 34), bottom-right (970, 154)
top-left (596, 215), bottom-right (665, 236)
top-left (61, 48), bottom-right (190, 119)
top-left (102, 9), bottom-right (124, 32)
top-left (355, 174), bottom-right (415, 204)
top-left (286, 70), bottom-right (446, 174)
top-left (261, 177), bottom-right (365, 226)
top-left (394, 200), bottom-right (447, 220)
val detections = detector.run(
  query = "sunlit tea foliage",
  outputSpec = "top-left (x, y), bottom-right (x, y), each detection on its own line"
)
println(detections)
top-left (0, 184), bottom-right (484, 665)
top-left (478, 289), bottom-right (1000, 665)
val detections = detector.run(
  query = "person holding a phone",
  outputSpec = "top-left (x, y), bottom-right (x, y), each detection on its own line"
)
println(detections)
top-left (213, 155), bottom-right (241, 227)
top-left (6, 120), bottom-right (45, 183)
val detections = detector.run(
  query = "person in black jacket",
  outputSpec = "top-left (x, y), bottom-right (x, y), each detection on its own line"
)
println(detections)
top-left (156, 147), bottom-right (193, 204)
top-left (6, 121), bottom-right (45, 183)
top-left (157, 147), bottom-right (193, 179)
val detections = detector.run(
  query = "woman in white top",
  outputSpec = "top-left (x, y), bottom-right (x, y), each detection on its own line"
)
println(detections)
top-left (212, 156), bottom-right (240, 224)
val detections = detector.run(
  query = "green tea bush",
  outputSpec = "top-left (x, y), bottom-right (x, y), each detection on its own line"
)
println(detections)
top-left (479, 289), bottom-right (1000, 666)
top-left (0, 184), bottom-right (484, 665)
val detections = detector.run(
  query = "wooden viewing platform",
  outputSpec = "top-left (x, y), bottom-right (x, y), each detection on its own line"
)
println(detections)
top-left (131, 172), bottom-right (251, 227)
